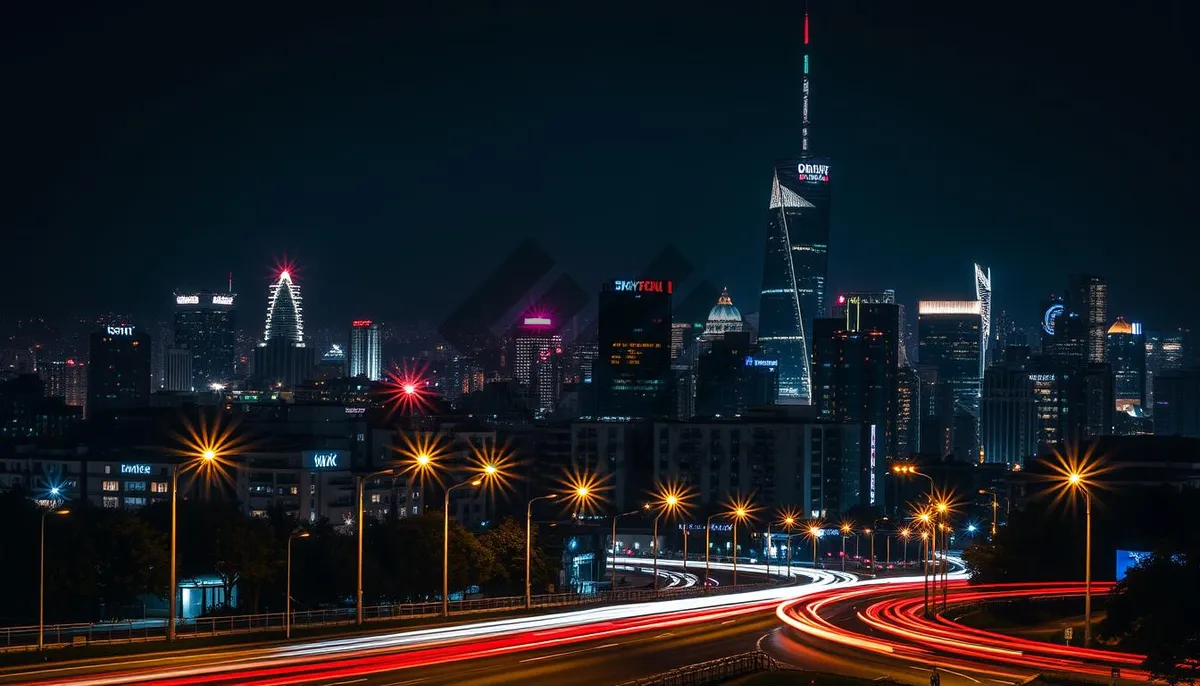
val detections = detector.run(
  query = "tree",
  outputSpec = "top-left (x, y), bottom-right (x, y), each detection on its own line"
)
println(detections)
top-left (478, 517), bottom-right (554, 596)
top-left (367, 512), bottom-right (498, 603)
top-left (1100, 552), bottom-right (1200, 685)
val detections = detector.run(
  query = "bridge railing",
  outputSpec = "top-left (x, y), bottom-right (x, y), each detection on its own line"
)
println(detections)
top-left (616, 650), bottom-right (778, 686)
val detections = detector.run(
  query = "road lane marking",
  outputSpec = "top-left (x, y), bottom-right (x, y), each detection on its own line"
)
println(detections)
top-left (518, 642), bottom-right (622, 663)
top-left (380, 680), bottom-right (428, 686)
top-left (721, 619), bottom-right (736, 625)
top-left (988, 680), bottom-right (1017, 685)
top-left (652, 632), bottom-right (676, 639)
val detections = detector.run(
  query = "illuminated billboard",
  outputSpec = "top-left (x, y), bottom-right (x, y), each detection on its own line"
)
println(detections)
top-left (303, 450), bottom-right (349, 470)
top-left (106, 326), bottom-right (135, 336)
top-left (211, 295), bottom-right (234, 306)
top-left (176, 295), bottom-right (200, 305)
top-left (523, 316), bottom-right (553, 327)
top-left (612, 280), bottom-right (673, 294)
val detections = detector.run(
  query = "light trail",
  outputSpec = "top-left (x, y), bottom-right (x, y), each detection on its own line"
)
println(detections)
top-left (31, 563), bottom-right (849, 686)
top-left (777, 577), bottom-right (1153, 682)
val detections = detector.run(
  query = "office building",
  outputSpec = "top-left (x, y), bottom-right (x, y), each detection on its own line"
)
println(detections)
top-left (88, 325), bottom-right (152, 413)
top-left (1153, 370), bottom-right (1200, 438)
top-left (652, 418), bottom-right (861, 517)
top-left (165, 346), bottom-right (194, 392)
top-left (895, 366), bottom-right (920, 455)
top-left (693, 332), bottom-right (778, 419)
top-left (1106, 318), bottom-right (1147, 416)
top-left (512, 316), bottom-right (564, 416)
top-left (263, 270), bottom-right (305, 344)
top-left (173, 291), bottom-right (237, 390)
top-left (811, 309), bottom-right (894, 509)
top-left (1068, 274), bottom-right (1107, 364)
top-left (980, 364), bottom-right (1037, 466)
top-left (917, 301), bottom-right (982, 460)
top-left (595, 279), bottom-right (672, 420)
top-left (1146, 328), bottom-right (1195, 414)
top-left (39, 358), bottom-right (87, 412)
top-left (757, 159), bottom-right (831, 406)
top-left (348, 320), bottom-right (382, 381)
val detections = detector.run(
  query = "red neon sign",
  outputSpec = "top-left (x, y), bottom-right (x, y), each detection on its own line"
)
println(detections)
top-left (352, 320), bottom-right (373, 327)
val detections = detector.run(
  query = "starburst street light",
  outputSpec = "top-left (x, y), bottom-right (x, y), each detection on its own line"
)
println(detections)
top-left (558, 466), bottom-right (611, 517)
top-left (723, 495), bottom-right (757, 586)
top-left (381, 363), bottom-right (434, 415)
top-left (469, 438), bottom-right (516, 495)
top-left (805, 520), bottom-right (825, 569)
top-left (1043, 445), bottom-right (1107, 648)
top-left (648, 482), bottom-right (693, 590)
top-left (395, 432), bottom-right (449, 488)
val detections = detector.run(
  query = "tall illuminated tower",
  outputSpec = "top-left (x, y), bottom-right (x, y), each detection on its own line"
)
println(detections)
top-left (974, 263), bottom-right (992, 375)
top-left (757, 8), bottom-right (830, 405)
top-left (263, 270), bottom-right (305, 345)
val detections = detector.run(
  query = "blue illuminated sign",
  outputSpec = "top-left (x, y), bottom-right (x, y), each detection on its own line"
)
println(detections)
top-left (120, 464), bottom-right (152, 475)
top-left (744, 357), bottom-right (779, 368)
top-left (1042, 303), bottom-right (1064, 336)
top-left (303, 450), bottom-right (348, 470)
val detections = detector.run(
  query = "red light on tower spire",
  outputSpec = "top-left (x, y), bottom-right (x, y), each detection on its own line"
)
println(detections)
top-left (804, 12), bottom-right (809, 45)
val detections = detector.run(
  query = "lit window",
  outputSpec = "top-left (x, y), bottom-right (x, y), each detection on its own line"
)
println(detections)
top-left (124, 496), bottom-right (147, 507)
top-left (290, 486), bottom-right (298, 495)
top-left (151, 482), bottom-right (168, 493)
top-left (102, 480), bottom-right (119, 492)
top-left (125, 481), bottom-right (147, 492)
top-left (370, 493), bottom-right (381, 503)
top-left (102, 496), bottom-right (118, 508)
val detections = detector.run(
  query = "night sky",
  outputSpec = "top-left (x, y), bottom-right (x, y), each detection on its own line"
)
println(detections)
top-left (3, 1), bottom-right (1196, 331)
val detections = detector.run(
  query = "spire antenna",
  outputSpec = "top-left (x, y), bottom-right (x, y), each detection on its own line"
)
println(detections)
top-left (802, 3), bottom-right (811, 156)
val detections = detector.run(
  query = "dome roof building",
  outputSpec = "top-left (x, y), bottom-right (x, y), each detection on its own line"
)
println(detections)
top-left (704, 288), bottom-right (744, 338)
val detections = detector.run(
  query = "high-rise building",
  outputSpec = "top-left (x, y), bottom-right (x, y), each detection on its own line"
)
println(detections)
top-left (974, 264), bottom-right (992, 374)
top-left (980, 363), bottom-right (1036, 466)
top-left (756, 10), bottom-right (831, 407)
top-left (173, 291), bottom-right (236, 390)
top-left (757, 160), bottom-right (831, 406)
top-left (253, 270), bottom-right (313, 388)
top-left (263, 271), bottom-right (304, 345)
top-left (895, 366), bottom-right (921, 456)
top-left (1068, 274), bottom-right (1107, 364)
top-left (38, 358), bottom-right (87, 413)
top-left (1153, 370), bottom-right (1200, 437)
top-left (1107, 318), bottom-right (1147, 415)
top-left (811, 315), bottom-right (892, 509)
top-left (513, 316), bottom-right (563, 416)
top-left (703, 288), bottom-right (744, 339)
top-left (87, 325), bottom-right (151, 413)
top-left (830, 290), bottom-right (909, 368)
top-left (1146, 328), bottom-right (1195, 415)
top-left (694, 332), bottom-right (778, 419)
top-left (596, 279), bottom-right (672, 420)
top-left (348, 320), bottom-right (382, 381)
top-left (165, 347), bottom-right (194, 392)
top-left (917, 301), bottom-right (983, 460)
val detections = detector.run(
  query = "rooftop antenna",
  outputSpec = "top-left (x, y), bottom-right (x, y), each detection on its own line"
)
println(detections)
top-left (802, 1), bottom-right (811, 157)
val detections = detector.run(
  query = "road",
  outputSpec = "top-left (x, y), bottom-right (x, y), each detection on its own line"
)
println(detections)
top-left (771, 578), bottom-right (1148, 685)
top-left (1, 559), bottom-right (836, 686)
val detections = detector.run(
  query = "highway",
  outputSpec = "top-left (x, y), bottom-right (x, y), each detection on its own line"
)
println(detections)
top-left (0, 559), bottom-right (835, 686)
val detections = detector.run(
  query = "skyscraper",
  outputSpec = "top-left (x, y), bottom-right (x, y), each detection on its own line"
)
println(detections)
top-left (253, 270), bottom-right (313, 388)
top-left (348, 320), bottom-right (382, 381)
top-left (974, 264), bottom-right (992, 373)
top-left (1068, 274), bottom-right (1107, 364)
top-left (757, 9), bottom-right (831, 406)
top-left (263, 271), bottom-right (304, 345)
top-left (1106, 318), bottom-right (1146, 415)
top-left (596, 279), bottom-right (672, 420)
top-left (173, 291), bottom-right (237, 390)
top-left (512, 316), bottom-right (563, 416)
top-left (88, 325), bottom-right (151, 413)
top-left (917, 301), bottom-right (983, 460)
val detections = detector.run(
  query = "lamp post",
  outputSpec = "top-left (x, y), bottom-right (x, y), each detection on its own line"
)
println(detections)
top-left (286, 531), bottom-right (310, 639)
top-left (729, 506), bottom-right (750, 586)
top-left (781, 515), bottom-right (796, 578)
top-left (764, 524), bottom-right (772, 579)
top-left (806, 524), bottom-right (821, 568)
top-left (899, 528), bottom-right (911, 567)
top-left (610, 509), bottom-right (640, 590)
top-left (704, 513), bottom-right (720, 593)
top-left (169, 448), bottom-right (219, 641)
top-left (443, 478), bottom-right (483, 617)
top-left (357, 467), bottom-right (400, 625)
top-left (936, 502), bottom-right (949, 612)
top-left (1066, 471), bottom-right (1094, 647)
top-left (651, 494), bottom-right (681, 591)
top-left (871, 517), bottom-right (889, 570)
top-left (979, 488), bottom-right (999, 538)
top-left (38, 507), bottom-right (69, 650)
top-left (840, 523), bottom-right (852, 572)
top-left (526, 493), bottom-right (558, 608)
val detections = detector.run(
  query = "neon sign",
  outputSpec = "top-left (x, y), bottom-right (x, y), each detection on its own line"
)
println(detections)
top-left (797, 162), bottom-right (830, 183)
top-left (212, 295), bottom-right (234, 306)
top-left (175, 295), bottom-right (200, 305)
top-left (744, 357), bottom-right (779, 368)
top-left (613, 280), bottom-right (673, 294)
top-left (523, 316), bottom-right (553, 327)
top-left (106, 326), bottom-right (134, 336)
top-left (303, 450), bottom-right (348, 470)
top-left (868, 424), bottom-right (877, 506)
top-left (352, 320), bottom-right (373, 327)
top-left (1042, 303), bottom-right (1064, 336)
top-left (120, 464), bottom-right (152, 475)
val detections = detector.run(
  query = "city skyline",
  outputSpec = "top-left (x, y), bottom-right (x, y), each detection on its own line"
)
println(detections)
top-left (1, 1), bottom-right (1197, 331)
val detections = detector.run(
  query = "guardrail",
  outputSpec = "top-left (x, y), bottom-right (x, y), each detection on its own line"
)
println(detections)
top-left (2, 573), bottom-right (778, 651)
top-left (616, 650), bottom-right (779, 686)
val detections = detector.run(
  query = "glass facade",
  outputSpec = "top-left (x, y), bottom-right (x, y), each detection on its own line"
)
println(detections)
top-left (757, 159), bottom-right (831, 405)
top-left (174, 292), bottom-right (237, 389)
top-left (596, 281), bottom-right (673, 420)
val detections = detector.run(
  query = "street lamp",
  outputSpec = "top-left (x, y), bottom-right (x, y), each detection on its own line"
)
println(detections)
top-left (610, 509), bottom-right (641, 590)
top-left (286, 531), bottom-right (310, 639)
top-left (899, 528), bottom-right (911, 567)
top-left (805, 523), bottom-right (823, 568)
top-left (38, 507), bottom-right (69, 650)
top-left (704, 513), bottom-right (721, 592)
top-left (726, 500), bottom-right (753, 586)
top-left (839, 522), bottom-right (852, 572)
top-left (356, 466), bottom-right (401, 625)
top-left (526, 494), bottom-right (558, 608)
top-left (443, 477), bottom-right (484, 617)
top-left (168, 443), bottom-right (223, 642)
top-left (651, 493), bottom-right (682, 591)
top-left (1065, 469), bottom-right (1094, 646)
top-left (979, 488), bottom-right (999, 537)
top-left (780, 513), bottom-right (798, 578)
